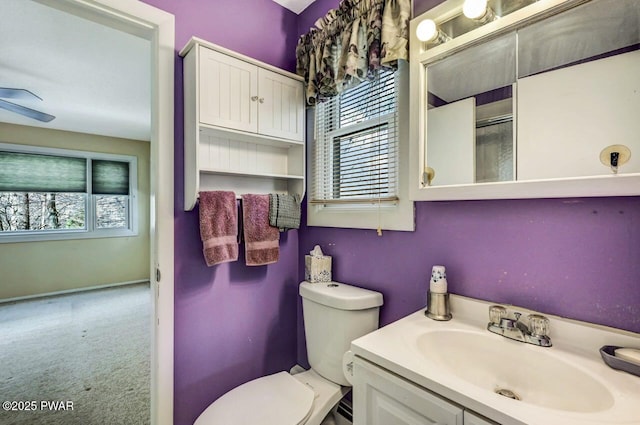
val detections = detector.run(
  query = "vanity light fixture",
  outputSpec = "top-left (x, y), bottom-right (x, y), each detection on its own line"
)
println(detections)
top-left (415, 19), bottom-right (451, 45)
top-left (462, 0), bottom-right (497, 23)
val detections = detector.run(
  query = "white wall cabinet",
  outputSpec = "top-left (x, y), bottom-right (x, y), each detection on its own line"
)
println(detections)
top-left (353, 358), bottom-right (498, 425)
top-left (198, 47), bottom-right (258, 134)
top-left (409, 0), bottom-right (640, 201)
top-left (180, 37), bottom-right (305, 210)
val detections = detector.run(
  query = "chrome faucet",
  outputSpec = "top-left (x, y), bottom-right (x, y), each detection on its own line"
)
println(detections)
top-left (487, 305), bottom-right (552, 347)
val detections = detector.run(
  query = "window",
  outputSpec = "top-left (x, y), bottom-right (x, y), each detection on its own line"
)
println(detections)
top-left (92, 159), bottom-right (131, 229)
top-left (0, 143), bottom-right (137, 242)
top-left (313, 68), bottom-right (398, 204)
top-left (309, 61), bottom-right (414, 231)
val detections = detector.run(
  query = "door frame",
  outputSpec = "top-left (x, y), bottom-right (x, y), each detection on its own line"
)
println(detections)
top-left (34, 1), bottom-right (176, 423)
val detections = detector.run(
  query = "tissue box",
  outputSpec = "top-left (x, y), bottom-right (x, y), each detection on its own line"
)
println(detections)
top-left (305, 255), bottom-right (332, 283)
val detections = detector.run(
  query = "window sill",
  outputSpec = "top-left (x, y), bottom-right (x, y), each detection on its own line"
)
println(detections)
top-left (0, 228), bottom-right (139, 244)
top-left (307, 201), bottom-right (414, 231)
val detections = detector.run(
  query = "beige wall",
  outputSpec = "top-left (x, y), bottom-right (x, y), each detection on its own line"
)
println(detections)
top-left (0, 123), bottom-right (150, 300)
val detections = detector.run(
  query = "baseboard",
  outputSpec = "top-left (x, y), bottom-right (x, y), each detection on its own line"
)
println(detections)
top-left (290, 364), bottom-right (306, 375)
top-left (0, 279), bottom-right (150, 304)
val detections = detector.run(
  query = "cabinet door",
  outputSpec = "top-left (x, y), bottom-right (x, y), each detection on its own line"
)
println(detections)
top-left (464, 411), bottom-right (499, 425)
top-left (426, 97), bottom-right (476, 186)
top-left (353, 358), bottom-right (463, 425)
top-left (198, 46), bottom-right (258, 133)
top-left (258, 68), bottom-right (304, 142)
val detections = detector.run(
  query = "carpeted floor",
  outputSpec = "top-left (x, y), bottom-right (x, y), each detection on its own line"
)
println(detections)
top-left (0, 283), bottom-right (150, 425)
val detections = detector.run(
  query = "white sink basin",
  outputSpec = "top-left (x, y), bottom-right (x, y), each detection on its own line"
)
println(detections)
top-left (416, 329), bottom-right (614, 413)
top-left (350, 295), bottom-right (640, 425)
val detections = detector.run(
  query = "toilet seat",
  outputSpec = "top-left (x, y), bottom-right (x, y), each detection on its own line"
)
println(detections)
top-left (194, 371), bottom-right (315, 425)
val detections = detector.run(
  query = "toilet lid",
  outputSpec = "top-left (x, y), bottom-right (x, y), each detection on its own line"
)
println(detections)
top-left (194, 372), bottom-right (315, 425)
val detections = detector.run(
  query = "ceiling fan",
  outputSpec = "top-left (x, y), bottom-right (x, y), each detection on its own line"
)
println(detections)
top-left (0, 88), bottom-right (55, 122)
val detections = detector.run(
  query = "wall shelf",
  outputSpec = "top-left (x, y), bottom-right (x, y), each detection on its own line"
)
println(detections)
top-left (180, 37), bottom-right (306, 211)
top-left (200, 168), bottom-right (304, 180)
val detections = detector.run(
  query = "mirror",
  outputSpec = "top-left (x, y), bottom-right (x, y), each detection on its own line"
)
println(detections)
top-left (409, 0), bottom-right (640, 200)
top-left (427, 32), bottom-right (516, 186)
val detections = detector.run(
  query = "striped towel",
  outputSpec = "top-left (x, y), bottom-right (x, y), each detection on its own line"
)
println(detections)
top-left (268, 194), bottom-right (301, 232)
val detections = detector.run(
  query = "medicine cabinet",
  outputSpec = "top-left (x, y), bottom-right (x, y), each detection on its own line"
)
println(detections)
top-left (409, 0), bottom-right (640, 200)
top-left (180, 38), bottom-right (305, 211)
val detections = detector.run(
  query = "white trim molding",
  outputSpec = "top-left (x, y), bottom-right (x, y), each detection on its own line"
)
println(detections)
top-left (307, 60), bottom-right (415, 232)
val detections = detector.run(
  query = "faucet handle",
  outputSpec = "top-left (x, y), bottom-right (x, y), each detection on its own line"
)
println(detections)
top-left (489, 305), bottom-right (507, 324)
top-left (528, 314), bottom-right (550, 336)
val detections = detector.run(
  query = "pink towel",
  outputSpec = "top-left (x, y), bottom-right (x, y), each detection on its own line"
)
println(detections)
top-left (199, 191), bottom-right (238, 266)
top-left (242, 194), bottom-right (279, 266)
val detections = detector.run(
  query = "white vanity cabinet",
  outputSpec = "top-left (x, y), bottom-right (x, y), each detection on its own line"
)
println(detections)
top-left (180, 37), bottom-right (305, 210)
top-left (464, 411), bottom-right (498, 425)
top-left (353, 357), bottom-right (498, 425)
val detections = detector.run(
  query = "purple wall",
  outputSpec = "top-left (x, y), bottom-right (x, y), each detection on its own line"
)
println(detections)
top-left (297, 0), bottom-right (340, 36)
top-left (148, 0), bottom-right (299, 73)
top-left (140, 1), bottom-right (299, 424)
top-left (414, 0), bottom-right (448, 16)
top-left (299, 198), bottom-right (640, 331)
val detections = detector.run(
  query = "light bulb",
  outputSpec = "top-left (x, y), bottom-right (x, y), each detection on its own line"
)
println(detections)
top-left (463, 0), bottom-right (488, 20)
top-left (416, 19), bottom-right (438, 42)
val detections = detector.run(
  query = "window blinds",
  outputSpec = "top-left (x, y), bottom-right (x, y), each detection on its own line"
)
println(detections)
top-left (312, 68), bottom-right (399, 204)
top-left (0, 151), bottom-right (87, 193)
top-left (0, 150), bottom-right (130, 195)
top-left (92, 160), bottom-right (130, 195)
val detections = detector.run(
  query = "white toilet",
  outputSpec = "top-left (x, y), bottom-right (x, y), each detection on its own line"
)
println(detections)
top-left (194, 281), bottom-right (383, 425)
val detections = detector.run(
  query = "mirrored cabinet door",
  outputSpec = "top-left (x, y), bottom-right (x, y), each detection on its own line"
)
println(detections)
top-left (516, 0), bottom-right (640, 181)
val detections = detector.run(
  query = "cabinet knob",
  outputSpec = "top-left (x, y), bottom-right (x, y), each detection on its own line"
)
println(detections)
top-left (251, 96), bottom-right (259, 102)
top-left (258, 97), bottom-right (264, 104)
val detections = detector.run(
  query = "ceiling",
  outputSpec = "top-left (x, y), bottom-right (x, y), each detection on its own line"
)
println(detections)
top-left (0, 0), bottom-right (150, 141)
top-left (272, 0), bottom-right (316, 14)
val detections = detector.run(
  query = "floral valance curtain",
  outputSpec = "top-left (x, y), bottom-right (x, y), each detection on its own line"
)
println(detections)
top-left (296, 0), bottom-right (411, 105)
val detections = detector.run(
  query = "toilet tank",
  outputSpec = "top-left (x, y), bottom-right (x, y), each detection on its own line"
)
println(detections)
top-left (299, 281), bottom-right (383, 386)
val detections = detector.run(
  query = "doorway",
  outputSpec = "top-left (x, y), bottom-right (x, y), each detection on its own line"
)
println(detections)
top-left (0, 0), bottom-right (175, 423)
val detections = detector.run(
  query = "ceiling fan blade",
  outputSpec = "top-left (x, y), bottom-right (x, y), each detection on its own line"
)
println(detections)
top-left (0, 88), bottom-right (42, 101)
top-left (0, 99), bottom-right (55, 122)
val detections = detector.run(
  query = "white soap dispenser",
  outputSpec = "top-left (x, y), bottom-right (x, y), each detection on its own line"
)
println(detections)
top-left (426, 265), bottom-right (452, 321)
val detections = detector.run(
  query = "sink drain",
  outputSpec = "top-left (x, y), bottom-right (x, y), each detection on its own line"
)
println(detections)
top-left (495, 388), bottom-right (521, 400)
